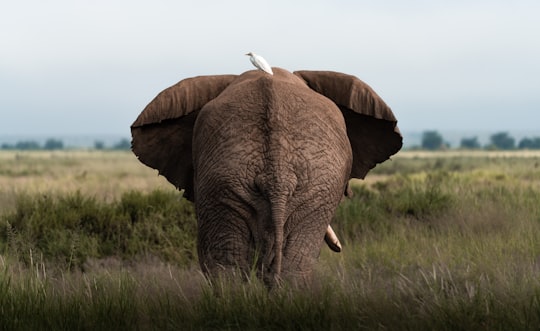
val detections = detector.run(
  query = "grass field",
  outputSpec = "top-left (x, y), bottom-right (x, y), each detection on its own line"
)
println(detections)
top-left (1, 150), bottom-right (540, 330)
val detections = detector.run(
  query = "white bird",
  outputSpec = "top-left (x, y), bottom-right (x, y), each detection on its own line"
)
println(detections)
top-left (245, 52), bottom-right (273, 75)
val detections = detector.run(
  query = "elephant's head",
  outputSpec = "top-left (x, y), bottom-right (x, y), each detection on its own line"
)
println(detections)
top-left (131, 68), bottom-right (401, 285)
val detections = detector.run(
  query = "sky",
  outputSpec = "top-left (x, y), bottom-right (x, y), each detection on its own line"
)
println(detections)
top-left (1, 0), bottom-right (539, 138)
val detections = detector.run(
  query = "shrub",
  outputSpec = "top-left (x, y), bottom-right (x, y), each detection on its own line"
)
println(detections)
top-left (43, 138), bottom-right (64, 150)
top-left (335, 172), bottom-right (454, 242)
top-left (0, 190), bottom-right (197, 269)
top-left (489, 132), bottom-right (515, 150)
top-left (421, 131), bottom-right (445, 150)
top-left (376, 171), bottom-right (454, 220)
top-left (460, 136), bottom-right (480, 149)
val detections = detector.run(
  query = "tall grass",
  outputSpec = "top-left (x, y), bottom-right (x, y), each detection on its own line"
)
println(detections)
top-left (1, 190), bottom-right (197, 270)
top-left (1, 150), bottom-right (540, 329)
top-left (2, 256), bottom-right (540, 330)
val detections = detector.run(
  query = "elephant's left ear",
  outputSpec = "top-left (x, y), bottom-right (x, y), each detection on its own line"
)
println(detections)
top-left (294, 70), bottom-right (403, 179)
top-left (131, 74), bottom-right (237, 201)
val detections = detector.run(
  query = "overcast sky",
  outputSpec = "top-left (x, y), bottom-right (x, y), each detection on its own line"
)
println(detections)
top-left (1, 1), bottom-right (539, 137)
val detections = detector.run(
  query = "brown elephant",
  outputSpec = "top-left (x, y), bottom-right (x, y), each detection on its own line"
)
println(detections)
top-left (131, 68), bottom-right (402, 286)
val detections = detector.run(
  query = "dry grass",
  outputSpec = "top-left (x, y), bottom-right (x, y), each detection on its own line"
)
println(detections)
top-left (396, 149), bottom-right (540, 158)
top-left (0, 150), bottom-right (174, 212)
top-left (0, 150), bottom-right (171, 194)
top-left (2, 149), bottom-right (540, 329)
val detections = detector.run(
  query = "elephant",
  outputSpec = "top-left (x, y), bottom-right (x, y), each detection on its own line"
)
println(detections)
top-left (131, 68), bottom-right (402, 286)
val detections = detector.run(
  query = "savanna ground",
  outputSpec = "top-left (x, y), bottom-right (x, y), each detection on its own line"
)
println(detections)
top-left (1, 149), bottom-right (540, 330)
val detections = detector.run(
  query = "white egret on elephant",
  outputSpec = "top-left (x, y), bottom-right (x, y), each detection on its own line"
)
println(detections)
top-left (246, 52), bottom-right (273, 75)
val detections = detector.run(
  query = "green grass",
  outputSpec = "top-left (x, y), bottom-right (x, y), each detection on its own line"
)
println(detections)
top-left (1, 150), bottom-right (540, 329)
top-left (1, 190), bottom-right (197, 270)
top-left (2, 257), bottom-right (540, 330)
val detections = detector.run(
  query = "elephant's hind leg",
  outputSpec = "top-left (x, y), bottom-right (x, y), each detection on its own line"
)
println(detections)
top-left (196, 199), bottom-right (255, 281)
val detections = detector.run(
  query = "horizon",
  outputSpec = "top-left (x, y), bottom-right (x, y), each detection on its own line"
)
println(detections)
top-left (2, 129), bottom-right (540, 149)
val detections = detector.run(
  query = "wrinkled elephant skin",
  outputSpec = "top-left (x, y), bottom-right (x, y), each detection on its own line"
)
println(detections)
top-left (131, 68), bottom-right (402, 286)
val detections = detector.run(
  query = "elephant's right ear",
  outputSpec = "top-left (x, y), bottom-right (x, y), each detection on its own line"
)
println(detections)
top-left (293, 70), bottom-right (403, 179)
top-left (131, 75), bottom-right (237, 201)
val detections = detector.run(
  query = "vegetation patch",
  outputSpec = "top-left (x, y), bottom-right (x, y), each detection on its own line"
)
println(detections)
top-left (1, 190), bottom-right (197, 270)
top-left (1, 150), bottom-right (540, 329)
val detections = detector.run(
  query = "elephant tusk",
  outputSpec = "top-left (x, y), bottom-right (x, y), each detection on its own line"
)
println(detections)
top-left (324, 225), bottom-right (342, 253)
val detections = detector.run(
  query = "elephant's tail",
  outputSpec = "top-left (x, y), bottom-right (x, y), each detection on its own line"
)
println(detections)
top-left (268, 200), bottom-right (286, 285)
top-left (255, 173), bottom-right (295, 287)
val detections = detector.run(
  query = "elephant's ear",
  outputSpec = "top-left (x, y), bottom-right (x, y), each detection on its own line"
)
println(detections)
top-left (131, 74), bottom-right (237, 201)
top-left (293, 70), bottom-right (403, 179)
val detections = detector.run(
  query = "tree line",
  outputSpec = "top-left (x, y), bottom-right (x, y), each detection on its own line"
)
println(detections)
top-left (0, 138), bottom-right (131, 151)
top-left (2, 134), bottom-right (539, 151)
top-left (421, 131), bottom-right (540, 150)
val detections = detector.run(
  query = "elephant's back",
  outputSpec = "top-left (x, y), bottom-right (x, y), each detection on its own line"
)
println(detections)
top-left (192, 69), bottom-right (352, 206)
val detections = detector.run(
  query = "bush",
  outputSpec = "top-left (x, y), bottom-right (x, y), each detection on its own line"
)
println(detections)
top-left (460, 136), bottom-right (480, 149)
top-left (112, 139), bottom-right (131, 150)
top-left (377, 172), bottom-right (454, 220)
top-left (421, 131), bottom-right (444, 150)
top-left (335, 172), bottom-right (454, 241)
top-left (94, 140), bottom-right (105, 150)
top-left (43, 138), bottom-right (64, 150)
top-left (518, 137), bottom-right (540, 149)
top-left (489, 132), bottom-right (515, 150)
top-left (15, 141), bottom-right (41, 150)
top-left (0, 190), bottom-right (197, 269)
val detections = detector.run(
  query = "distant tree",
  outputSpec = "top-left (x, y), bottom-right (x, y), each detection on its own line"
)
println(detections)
top-left (15, 141), bottom-right (41, 150)
top-left (421, 131), bottom-right (444, 150)
top-left (531, 137), bottom-right (540, 149)
top-left (94, 140), bottom-right (105, 150)
top-left (518, 137), bottom-right (540, 149)
top-left (1, 143), bottom-right (14, 150)
top-left (112, 138), bottom-right (131, 150)
top-left (44, 138), bottom-right (64, 150)
top-left (489, 132), bottom-right (515, 150)
top-left (460, 136), bottom-right (480, 149)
